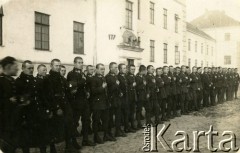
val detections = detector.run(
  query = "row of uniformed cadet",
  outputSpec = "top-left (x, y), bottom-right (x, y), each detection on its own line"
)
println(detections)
top-left (0, 56), bottom-right (239, 153)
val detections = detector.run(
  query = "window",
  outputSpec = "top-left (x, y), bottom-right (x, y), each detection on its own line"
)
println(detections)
top-left (163, 9), bottom-right (167, 29)
top-left (163, 43), bottom-right (168, 63)
top-left (126, 1), bottom-right (133, 30)
top-left (74, 22), bottom-right (84, 54)
top-left (188, 39), bottom-right (191, 51)
top-left (195, 59), bottom-right (197, 66)
top-left (224, 56), bottom-right (231, 65)
top-left (201, 43), bottom-right (203, 54)
top-left (35, 12), bottom-right (50, 50)
top-left (150, 2), bottom-right (154, 24)
top-left (195, 41), bottom-right (197, 52)
top-left (201, 61), bottom-right (203, 67)
top-left (175, 46), bottom-right (180, 64)
top-left (0, 6), bottom-right (3, 46)
top-left (150, 40), bottom-right (155, 62)
top-left (224, 33), bottom-right (230, 41)
top-left (127, 59), bottom-right (134, 66)
top-left (206, 45), bottom-right (208, 55)
top-left (175, 14), bottom-right (179, 33)
top-left (138, 0), bottom-right (140, 19)
top-left (188, 58), bottom-right (191, 68)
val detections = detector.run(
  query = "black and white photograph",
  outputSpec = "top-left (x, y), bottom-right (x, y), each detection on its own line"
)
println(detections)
top-left (0, 0), bottom-right (240, 152)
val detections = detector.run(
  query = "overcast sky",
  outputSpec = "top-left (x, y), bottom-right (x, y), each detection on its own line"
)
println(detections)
top-left (186, 0), bottom-right (240, 22)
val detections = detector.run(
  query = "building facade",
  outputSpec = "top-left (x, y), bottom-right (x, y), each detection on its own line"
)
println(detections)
top-left (0, 0), bottom-right (187, 72)
top-left (186, 23), bottom-right (216, 68)
top-left (191, 10), bottom-right (240, 69)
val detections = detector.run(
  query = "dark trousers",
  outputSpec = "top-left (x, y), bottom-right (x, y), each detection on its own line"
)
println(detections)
top-left (166, 96), bottom-right (172, 117)
top-left (128, 100), bottom-right (136, 127)
top-left (109, 106), bottom-right (122, 131)
top-left (136, 100), bottom-right (143, 125)
top-left (203, 89), bottom-right (210, 107)
top-left (121, 102), bottom-right (130, 130)
top-left (71, 103), bottom-right (90, 141)
top-left (235, 85), bottom-right (239, 98)
top-left (172, 95), bottom-right (177, 115)
top-left (180, 93), bottom-right (188, 113)
top-left (192, 90), bottom-right (198, 110)
top-left (210, 88), bottom-right (216, 106)
top-left (93, 109), bottom-right (109, 135)
top-left (197, 90), bottom-right (203, 108)
top-left (144, 99), bottom-right (160, 124)
top-left (159, 98), bottom-right (166, 119)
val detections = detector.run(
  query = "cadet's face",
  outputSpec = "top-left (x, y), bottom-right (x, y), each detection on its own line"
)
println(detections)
top-left (111, 64), bottom-right (118, 74)
top-left (198, 68), bottom-right (202, 73)
top-left (176, 68), bottom-right (180, 74)
top-left (38, 66), bottom-right (47, 76)
top-left (87, 67), bottom-right (94, 75)
top-left (75, 59), bottom-right (83, 70)
top-left (157, 69), bottom-right (163, 75)
top-left (208, 69), bottom-right (212, 73)
top-left (235, 69), bottom-right (238, 73)
top-left (51, 61), bottom-right (61, 72)
top-left (129, 67), bottom-right (135, 74)
top-left (7, 62), bottom-right (19, 76)
top-left (192, 68), bottom-right (197, 73)
top-left (60, 68), bottom-right (66, 77)
top-left (23, 63), bottom-right (34, 75)
top-left (121, 65), bottom-right (127, 74)
top-left (97, 65), bottom-right (105, 75)
top-left (169, 67), bottom-right (174, 73)
top-left (181, 67), bottom-right (186, 72)
top-left (204, 68), bottom-right (208, 73)
top-left (163, 67), bottom-right (169, 74)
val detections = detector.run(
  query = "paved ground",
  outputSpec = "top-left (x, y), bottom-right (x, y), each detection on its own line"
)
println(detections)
top-left (18, 97), bottom-right (240, 153)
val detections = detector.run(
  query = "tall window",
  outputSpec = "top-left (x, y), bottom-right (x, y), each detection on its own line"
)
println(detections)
top-left (35, 12), bottom-right (50, 50)
top-left (201, 43), bottom-right (203, 54)
top-left (74, 22), bottom-right (84, 54)
top-left (224, 33), bottom-right (230, 41)
top-left (175, 14), bottom-right (179, 33)
top-left (0, 6), bottom-right (3, 46)
top-left (163, 9), bottom-right (167, 29)
top-left (195, 41), bottom-right (197, 52)
top-left (127, 59), bottom-right (134, 65)
top-left (138, 0), bottom-right (140, 19)
top-left (163, 43), bottom-right (168, 64)
top-left (126, 1), bottom-right (133, 30)
top-left (188, 39), bottom-right (191, 51)
top-left (188, 58), bottom-right (191, 68)
top-left (150, 40), bottom-right (155, 62)
top-left (150, 2), bottom-right (154, 24)
top-left (224, 56), bottom-right (231, 65)
top-left (175, 46), bottom-right (180, 64)
top-left (195, 59), bottom-right (197, 66)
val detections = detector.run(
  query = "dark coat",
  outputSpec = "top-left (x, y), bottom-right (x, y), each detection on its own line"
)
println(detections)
top-left (105, 72), bottom-right (121, 107)
top-left (135, 73), bottom-right (147, 101)
top-left (155, 75), bottom-right (167, 99)
top-left (145, 73), bottom-right (158, 100)
top-left (118, 73), bottom-right (129, 106)
top-left (189, 72), bottom-right (199, 91)
top-left (91, 74), bottom-right (109, 110)
top-left (201, 72), bottom-right (212, 90)
top-left (126, 73), bottom-right (137, 102)
top-left (178, 72), bottom-right (188, 93)
top-left (168, 72), bottom-right (177, 95)
top-left (234, 73), bottom-right (240, 85)
top-left (161, 74), bottom-right (171, 97)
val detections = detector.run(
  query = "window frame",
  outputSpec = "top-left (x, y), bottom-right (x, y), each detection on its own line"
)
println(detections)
top-left (163, 8), bottom-right (167, 29)
top-left (175, 45), bottom-right (180, 65)
top-left (224, 56), bottom-right (231, 65)
top-left (175, 14), bottom-right (179, 33)
top-left (188, 39), bottom-right (191, 51)
top-left (125, 0), bottom-right (133, 30)
top-left (35, 12), bottom-right (50, 51)
top-left (150, 40), bottom-right (155, 62)
top-left (163, 43), bottom-right (168, 64)
top-left (73, 21), bottom-right (84, 54)
top-left (150, 2), bottom-right (155, 24)
top-left (0, 14), bottom-right (2, 46)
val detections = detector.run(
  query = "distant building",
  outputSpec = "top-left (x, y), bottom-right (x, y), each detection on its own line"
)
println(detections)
top-left (191, 10), bottom-right (240, 69)
top-left (0, 0), bottom-right (187, 72)
top-left (186, 23), bottom-right (216, 68)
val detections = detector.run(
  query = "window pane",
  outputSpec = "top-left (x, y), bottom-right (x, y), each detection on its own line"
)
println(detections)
top-left (42, 41), bottom-right (49, 50)
top-left (74, 22), bottom-right (84, 32)
top-left (35, 40), bottom-right (41, 49)
top-left (41, 14), bottom-right (49, 25)
top-left (35, 13), bottom-right (42, 23)
top-left (0, 16), bottom-right (2, 45)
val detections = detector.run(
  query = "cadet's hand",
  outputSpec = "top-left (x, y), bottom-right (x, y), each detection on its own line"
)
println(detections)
top-left (156, 88), bottom-right (159, 92)
top-left (179, 79), bottom-right (182, 83)
top-left (143, 80), bottom-right (147, 85)
top-left (190, 78), bottom-right (192, 82)
top-left (86, 92), bottom-right (90, 99)
top-left (119, 92), bottom-right (123, 97)
top-left (116, 80), bottom-right (120, 85)
top-left (71, 89), bottom-right (77, 94)
top-left (20, 100), bottom-right (30, 106)
top-left (82, 75), bottom-right (86, 80)
top-left (198, 88), bottom-right (200, 91)
top-left (102, 82), bottom-right (107, 88)
top-left (173, 77), bottom-right (176, 81)
top-left (57, 109), bottom-right (63, 116)
top-left (9, 97), bottom-right (17, 103)
top-left (133, 82), bottom-right (136, 87)
top-left (48, 112), bottom-right (53, 119)
top-left (152, 79), bottom-right (156, 83)
top-left (146, 94), bottom-right (150, 99)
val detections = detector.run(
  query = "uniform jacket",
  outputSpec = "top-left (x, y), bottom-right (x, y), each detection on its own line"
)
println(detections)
top-left (201, 72), bottom-right (212, 90)
top-left (126, 73), bottom-right (137, 102)
top-left (145, 73), bottom-right (158, 100)
top-left (189, 72), bottom-right (199, 91)
top-left (135, 73), bottom-right (147, 101)
top-left (91, 74), bottom-right (109, 110)
top-left (168, 72), bottom-right (177, 95)
top-left (161, 73), bottom-right (171, 97)
top-left (155, 75), bottom-right (167, 99)
top-left (118, 73), bottom-right (129, 105)
top-left (178, 72), bottom-right (188, 93)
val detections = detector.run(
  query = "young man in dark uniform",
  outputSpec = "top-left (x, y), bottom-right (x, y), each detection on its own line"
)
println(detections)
top-left (189, 66), bottom-right (199, 111)
top-left (179, 65), bottom-right (189, 114)
top-left (234, 68), bottom-right (240, 99)
top-left (168, 66), bottom-right (177, 117)
top-left (145, 65), bottom-right (160, 124)
top-left (135, 65), bottom-right (147, 128)
top-left (202, 67), bottom-right (212, 107)
top-left (67, 57), bottom-right (95, 147)
top-left (91, 64), bottom-right (114, 143)
top-left (0, 56), bottom-right (19, 153)
top-left (126, 65), bottom-right (137, 130)
top-left (196, 67), bottom-right (203, 108)
top-left (105, 62), bottom-right (125, 137)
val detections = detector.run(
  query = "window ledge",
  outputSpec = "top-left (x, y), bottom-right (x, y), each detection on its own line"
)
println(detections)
top-left (0, 45), bottom-right (5, 47)
top-left (73, 53), bottom-right (86, 55)
top-left (35, 48), bottom-right (52, 52)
